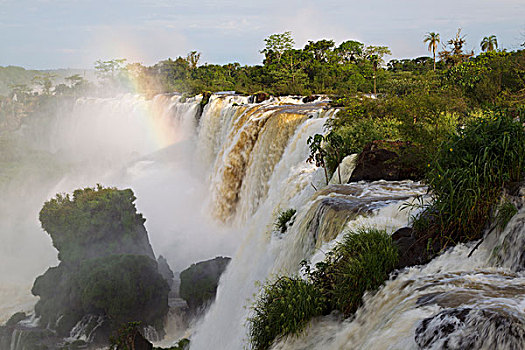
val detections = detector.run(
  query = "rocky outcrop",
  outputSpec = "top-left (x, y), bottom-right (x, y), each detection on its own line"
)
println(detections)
top-left (251, 91), bottom-right (270, 104)
top-left (179, 257), bottom-right (231, 312)
top-left (28, 186), bottom-right (170, 348)
top-left (349, 141), bottom-right (421, 182)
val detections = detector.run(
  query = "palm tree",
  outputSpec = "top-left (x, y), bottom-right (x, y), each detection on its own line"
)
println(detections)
top-left (481, 35), bottom-right (498, 52)
top-left (424, 32), bottom-right (440, 71)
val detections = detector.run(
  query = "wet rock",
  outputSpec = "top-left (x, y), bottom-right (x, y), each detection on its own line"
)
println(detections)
top-left (349, 141), bottom-right (421, 182)
top-left (392, 227), bottom-right (436, 269)
top-left (133, 331), bottom-right (154, 350)
top-left (5, 312), bottom-right (27, 327)
top-left (158, 255), bottom-right (175, 287)
top-left (302, 95), bottom-right (319, 103)
top-left (415, 307), bottom-right (525, 349)
top-left (252, 91), bottom-right (270, 103)
top-left (179, 257), bottom-right (231, 312)
top-left (489, 208), bottom-right (525, 272)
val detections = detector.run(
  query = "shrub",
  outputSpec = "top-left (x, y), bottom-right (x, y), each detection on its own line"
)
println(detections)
top-left (248, 277), bottom-right (326, 350)
top-left (274, 209), bottom-right (296, 233)
top-left (308, 228), bottom-right (398, 316)
top-left (415, 111), bottom-right (525, 246)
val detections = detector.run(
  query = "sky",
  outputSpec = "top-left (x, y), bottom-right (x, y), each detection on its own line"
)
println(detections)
top-left (1, 0), bottom-right (524, 69)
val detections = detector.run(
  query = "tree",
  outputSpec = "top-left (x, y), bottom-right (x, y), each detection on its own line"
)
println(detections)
top-left (364, 45), bottom-right (391, 95)
top-left (65, 74), bottom-right (85, 88)
top-left (481, 35), bottom-right (498, 52)
top-left (94, 58), bottom-right (127, 80)
top-left (424, 32), bottom-right (440, 71)
top-left (32, 73), bottom-right (56, 95)
top-left (439, 28), bottom-right (473, 66)
top-left (303, 39), bottom-right (335, 62)
top-left (261, 31), bottom-right (295, 63)
top-left (335, 40), bottom-right (364, 63)
top-left (185, 51), bottom-right (201, 69)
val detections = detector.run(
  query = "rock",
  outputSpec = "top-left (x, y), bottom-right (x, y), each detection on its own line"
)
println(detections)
top-left (252, 91), bottom-right (270, 103)
top-left (133, 331), bottom-right (154, 350)
top-left (5, 312), bottom-right (27, 326)
top-left (302, 95), bottom-right (319, 103)
top-left (415, 308), bottom-right (525, 349)
top-left (179, 257), bottom-right (231, 312)
top-left (30, 186), bottom-right (169, 347)
top-left (158, 255), bottom-right (175, 287)
top-left (392, 227), bottom-right (437, 269)
top-left (39, 186), bottom-right (155, 263)
top-left (349, 141), bottom-right (421, 182)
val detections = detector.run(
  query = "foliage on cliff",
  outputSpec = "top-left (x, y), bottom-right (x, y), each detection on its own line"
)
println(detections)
top-left (32, 186), bottom-right (169, 343)
top-left (39, 185), bottom-right (154, 262)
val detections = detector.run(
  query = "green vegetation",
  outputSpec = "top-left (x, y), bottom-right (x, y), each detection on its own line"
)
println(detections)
top-left (248, 277), bottom-right (326, 350)
top-left (413, 112), bottom-right (525, 247)
top-left (32, 186), bottom-right (168, 343)
top-left (308, 228), bottom-right (398, 316)
top-left (39, 185), bottom-right (153, 262)
top-left (249, 228), bottom-right (398, 349)
top-left (80, 255), bottom-right (169, 327)
top-left (275, 208), bottom-right (296, 233)
top-left (179, 257), bottom-right (231, 311)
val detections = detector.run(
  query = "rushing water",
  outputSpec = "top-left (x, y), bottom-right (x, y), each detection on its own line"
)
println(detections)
top-left (1, 92), bottom-right (523, 350)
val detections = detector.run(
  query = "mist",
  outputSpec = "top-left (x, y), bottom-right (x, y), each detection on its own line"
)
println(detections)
top-left (0, 92), bottom-right (240, 325)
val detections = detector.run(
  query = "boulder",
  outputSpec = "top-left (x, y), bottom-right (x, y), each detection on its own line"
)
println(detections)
top-left (179, 257), bottom-right (231, 312)
top-left (415, 308), bottom-right (525, 349)
top-left (391, 227), bottom-right (438, 269)
top-left (349, 141), bottom-right (421, 182)
top-left (252, 91), bottom-right (270, 104)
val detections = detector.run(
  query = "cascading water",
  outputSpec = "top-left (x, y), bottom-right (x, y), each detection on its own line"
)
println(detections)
top-left (2, 91), bottom-right (524, 350)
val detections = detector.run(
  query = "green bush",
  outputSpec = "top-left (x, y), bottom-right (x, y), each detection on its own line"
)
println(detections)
top-left (274, 209), bottom-right (296, 233)
top-left (248, 228), bottom-right (398, 349)
top-left (415, 111), bottom-right (525, 245)
top-left (248, 277), bottom-right (326, 350)
top-left (309, 228), bottom-right (398, 316)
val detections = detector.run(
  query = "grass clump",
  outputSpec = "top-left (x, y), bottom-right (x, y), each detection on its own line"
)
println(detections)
top-left (414, 111), bottom-right (525, 246)
top-left (248, 228), bottom-right (398, 349)
top-left (248, 277), bottom-right (327, 350)
top-left (274, 209), bottom-right (296, 233)
top-left (308, 228), bottom-right (398, 316)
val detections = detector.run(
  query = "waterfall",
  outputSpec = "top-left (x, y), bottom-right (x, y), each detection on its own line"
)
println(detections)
top-left (2, 92), bottom-right (524, 350)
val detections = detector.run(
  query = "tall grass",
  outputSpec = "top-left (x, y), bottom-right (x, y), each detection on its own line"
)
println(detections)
top-left (248, 277), bottom-right (326, 350)
top-left (248, 228), bottom-right (398, 349)
top-left (415, 111), bottom-right (525, 245)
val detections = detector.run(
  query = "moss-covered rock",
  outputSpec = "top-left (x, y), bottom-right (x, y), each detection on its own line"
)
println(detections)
top-left (31, 186), bottom-right (170, 346)
top-left (39, 185), bottom-right (155, 263)
top-left (179, 257), bottom-right (230, 311)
